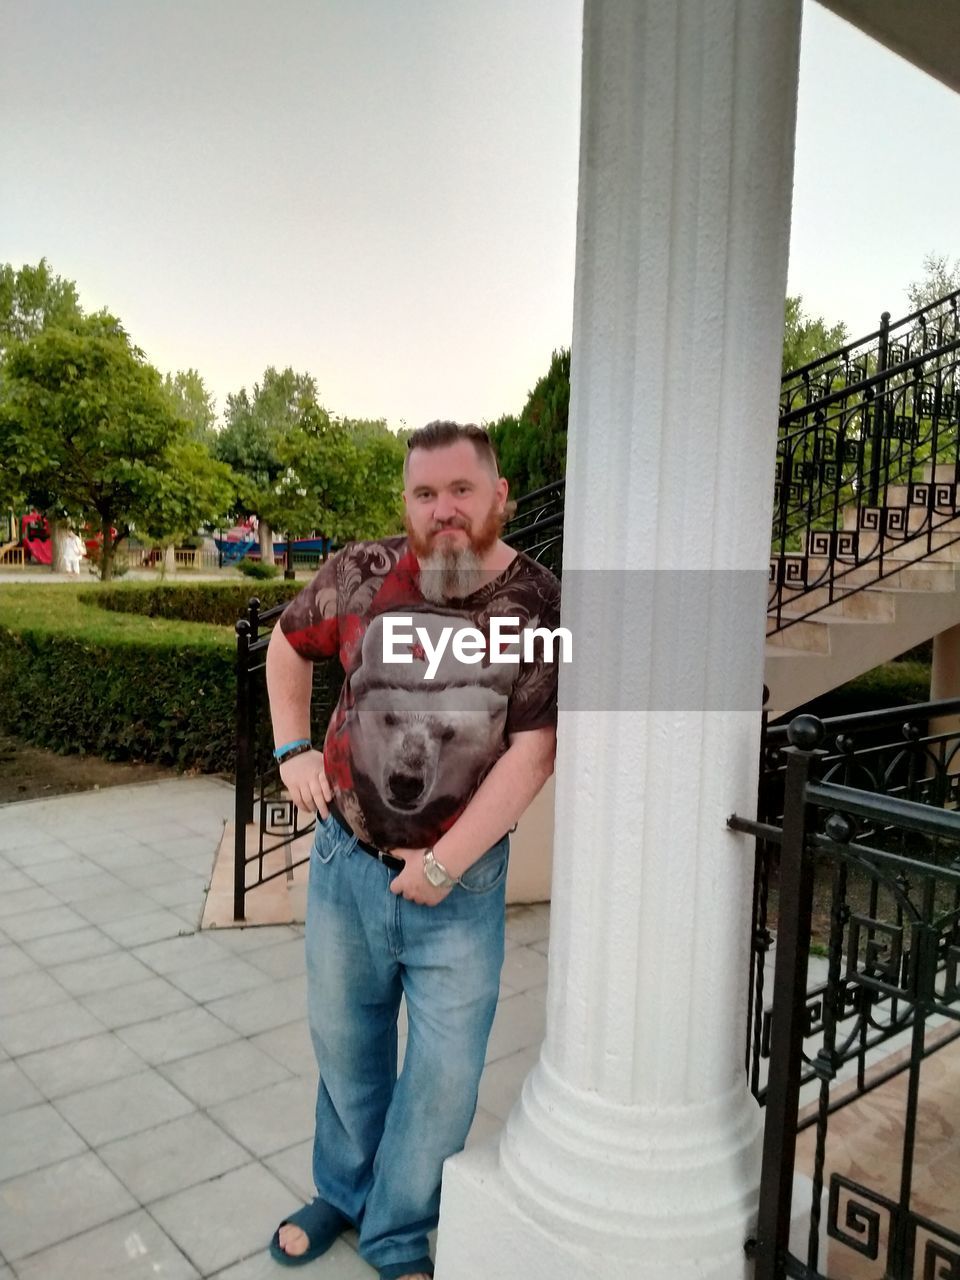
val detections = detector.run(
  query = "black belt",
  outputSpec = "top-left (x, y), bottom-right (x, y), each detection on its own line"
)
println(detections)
top-left (327, 801), bottom-right (405, 872)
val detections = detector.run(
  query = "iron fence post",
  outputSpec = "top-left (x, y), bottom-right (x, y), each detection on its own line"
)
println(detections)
top-left (234, 617), bottom-right (252, 921)
top-left (753, 714), bottom-right (825, 1280)
top-left (867, 310), bottom-right (891, 507)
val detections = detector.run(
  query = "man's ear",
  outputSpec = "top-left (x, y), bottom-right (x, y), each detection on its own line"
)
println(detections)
top-left (496, 475), bottom-right (509, 509)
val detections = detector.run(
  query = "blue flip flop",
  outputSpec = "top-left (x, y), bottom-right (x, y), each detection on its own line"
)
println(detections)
top-left (269, 1198), bottom-right (349, 1267)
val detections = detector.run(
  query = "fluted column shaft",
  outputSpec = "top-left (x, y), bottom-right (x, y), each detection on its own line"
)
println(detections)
top-left (437, 2), bottom-right (803, 1275)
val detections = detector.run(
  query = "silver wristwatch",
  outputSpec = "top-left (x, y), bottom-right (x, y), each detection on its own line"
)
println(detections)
top-left (423, 847), bottom-right (457, 889)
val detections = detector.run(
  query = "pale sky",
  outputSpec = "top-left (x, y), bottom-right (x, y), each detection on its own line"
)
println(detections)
top-left (3, 2), bottom-right (959, 428)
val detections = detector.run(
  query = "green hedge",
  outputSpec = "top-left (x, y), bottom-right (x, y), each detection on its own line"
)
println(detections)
top-left (82, 581), bottom-right (303, 627)
top-left (0, 585), bottom-right (336, 772)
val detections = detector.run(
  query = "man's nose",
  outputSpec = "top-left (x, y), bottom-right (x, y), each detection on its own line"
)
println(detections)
top-left (433, 493), bottom-right (458, 522)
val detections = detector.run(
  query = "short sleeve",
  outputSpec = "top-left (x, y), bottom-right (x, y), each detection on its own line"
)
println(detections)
top-left (505, 576), bottom-right (562, 735)
top-left (277, 550), bottom-right (343, 660)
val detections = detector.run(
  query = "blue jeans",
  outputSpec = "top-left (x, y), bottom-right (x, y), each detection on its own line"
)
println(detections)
top-left (304, 812), bottom-right (509, 1277)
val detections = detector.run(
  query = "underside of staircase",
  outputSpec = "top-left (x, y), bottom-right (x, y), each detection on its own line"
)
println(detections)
top-left (765, 464), bottom-right (960, 717)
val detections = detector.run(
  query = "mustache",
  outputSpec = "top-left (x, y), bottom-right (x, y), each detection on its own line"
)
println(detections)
top-left (430, 519), bottom-right (470, 534)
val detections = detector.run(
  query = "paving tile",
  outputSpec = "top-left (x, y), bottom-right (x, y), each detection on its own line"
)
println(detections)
top-left (117, 1006), bottom-right (238, 1065)
top-left (0, 885), bottom-right (60, 918)
top-left (504, 902), bottom-right (551, 946)
top-left (116, 859), bottom-right (201, 889)
top-left (465, 1104), bottom-right (504, 1149)
top-left (22, 925), bottom-right (118, 966)
top-left (0, 1151), bottom-right (137, 1260)
top-left (249, 1020), bottom-right (316, 1076)
top-left (263, 1137), bottom-right (313, 1202)
top-left (25, 856), bottom-right (103, 886)
top-left (499, 945), bottom-right (550, 994)
top-left (85, 836), bottom-right (161, 861)
top-left (208, 1075), bottom-right (317, 1158)
top-left (151, 1162), bottom-right (295, 1276)
top-left (17, 1031), bottom-right (147, 1099)
top-left (98, 1111), bottom-right (249, 1204)
top-left (148, 876), bottom-right (209, 909)
top-left (48, 870), bottom-right (130, 904)
top-left (133, 933), bottom-right (232, 974)
top-left (1, 904), bottom-right (89, 943)
top-left (49, 950), bottom-right (157, 996)
top-left (79, 975), bottom-right (195, 1029)
top-left (210, 1238), bottom-right (376, 1280)
top-left (0, 943), bottom-right (36, 979)
top-left (11, 1208), bottom-right (200, 1280)
top-left (0, 970), bottom-right (72, 1018)
top-left (0, 1102), bottom-right (87, 1181)
top-left (0, 1060), bottom-right (44, 1115)
top-left (484, 990), bottom-right (547, 1064)
top-left (245, 937), bottom-right (307, 979)
top-left (0, 999), bottom-right (105, 1057)
top-left (0, 867), bottom-right (35, 892)
top-left (99, 909), bottom-right (193, 947)
top-left (477, 1046), bottom-right (539, 1120)
top-left (204, 924), bottom-right (301, 952)
top-left (74, 888), bottom-right (165, 926)
top-left (53, 1070), bottom-right (195, 1146)
top-left (166, 957), bottom-right (274, 1004)
top-left (207, 975), bottom-right (307, 1037)
top-left (1, 841), bottom-right (69, 868)
top-left (161, 1039), bottom-right (292, 1109)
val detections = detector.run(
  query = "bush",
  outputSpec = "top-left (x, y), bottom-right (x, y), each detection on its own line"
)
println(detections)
top-left (238, 559), bottom-right (280, 580)
top-left (0, 584), bottom-right (336, 771)
top-left (83, 582), bottom-right (303, 627)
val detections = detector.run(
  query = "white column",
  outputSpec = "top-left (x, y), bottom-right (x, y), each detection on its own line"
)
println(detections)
top-left (929, 623), bottom-right (960, 749)
top-left (437, 2), bottom-right (803, 1277)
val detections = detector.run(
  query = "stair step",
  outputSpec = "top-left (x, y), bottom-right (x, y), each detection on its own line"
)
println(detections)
top-left (803, 559), bottom-right (958, 591)
top-left (774, 587), bottom-right (896, 621)
top-left (765, 618), bottom-right (831, 652)
top-left (882, 482), bottom-right (959, 508)
top-left (921, 462), bottom-right (960, 484)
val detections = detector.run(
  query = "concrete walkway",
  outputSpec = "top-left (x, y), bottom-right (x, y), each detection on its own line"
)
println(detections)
top-left (0, 779), bottom-right (549, 1280)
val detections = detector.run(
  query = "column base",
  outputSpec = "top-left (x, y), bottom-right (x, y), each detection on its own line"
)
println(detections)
top-left (438, 1138), bottom-right (759, 1280)
top-left (437, 1058), bottom-right (766, 1280)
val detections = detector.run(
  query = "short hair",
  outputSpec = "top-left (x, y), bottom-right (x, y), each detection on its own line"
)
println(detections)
top-left (404, 420), bottom-right (500, 482)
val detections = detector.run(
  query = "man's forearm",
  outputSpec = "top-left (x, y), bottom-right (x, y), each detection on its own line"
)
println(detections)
top-left (432, 730), bottom-right (556, 878)
top-left (265, 628), bottom-right (315, 747)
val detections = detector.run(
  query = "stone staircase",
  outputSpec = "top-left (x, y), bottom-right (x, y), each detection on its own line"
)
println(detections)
top-left (765, 464), bottom-right (960, 716)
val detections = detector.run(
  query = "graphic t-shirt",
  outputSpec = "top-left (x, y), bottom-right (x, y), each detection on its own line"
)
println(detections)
top-left (278, 536), bottom-right (561, 849)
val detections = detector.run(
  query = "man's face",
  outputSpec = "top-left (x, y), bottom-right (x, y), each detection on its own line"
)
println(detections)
top-left (403, 439), bottom-right (508, 565)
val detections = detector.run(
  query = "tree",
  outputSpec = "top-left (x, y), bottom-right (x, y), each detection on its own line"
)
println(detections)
top-left (161, 369), bottom-right (218, 446)
top-left (487, 348), bottom-right (571, 494)
top-left (215, 366), bottom-right (321, 564)
top-left (781, 296), bottom-right (848, 374)
top-left (906, 252), bottom-right (960, 312)
top-left (0, 315), bottom-right (231, 580)
top-left (0, 259), bottom-right (82, 357)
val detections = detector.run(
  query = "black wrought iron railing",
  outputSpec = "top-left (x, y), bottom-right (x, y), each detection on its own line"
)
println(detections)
top-left (732, 711), bottom-right (960, 1280)
top-left (746, 696), bottom-right (960, 1108)
top-left (502, 479), bottom-right (564, 576)
top-left (233, 597), bottom-right (338, 920)
top-left (771, 290), bottom-right (960, 632)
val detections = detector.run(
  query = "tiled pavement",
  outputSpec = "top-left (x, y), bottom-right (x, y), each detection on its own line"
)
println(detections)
top-left (0, 779), bottom-right (550, 1280)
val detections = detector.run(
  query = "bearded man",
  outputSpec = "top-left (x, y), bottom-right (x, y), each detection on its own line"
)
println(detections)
top-left (265, 421), bottom-right (560, 1279)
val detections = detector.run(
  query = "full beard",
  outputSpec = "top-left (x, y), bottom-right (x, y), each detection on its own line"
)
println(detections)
top-left (408, 502), bottom-right (505, 603)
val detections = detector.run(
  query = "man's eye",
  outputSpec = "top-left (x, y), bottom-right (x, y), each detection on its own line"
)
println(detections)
top-left (384, 713), bottom-right (397, 727)
top-left (441, 726), bottom-right (456, 742)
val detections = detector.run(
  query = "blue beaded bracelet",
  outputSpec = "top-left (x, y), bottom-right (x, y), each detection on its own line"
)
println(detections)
top-left (273, 738), bottom-right (312, 763)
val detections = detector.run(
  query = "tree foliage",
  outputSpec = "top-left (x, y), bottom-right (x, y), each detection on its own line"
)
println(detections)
top-left (0, 259), bottom-right (82, 358)
top-left (781, 296), bottom-right (848, 375)
top-left (487, 347), bottom-right (570, 495)
top-left (0, 315), bottom-right (233, 578)
top-left (906, 252), bottom-right (960, 313)
top-left (161, 368), bottom-right (218, 446)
